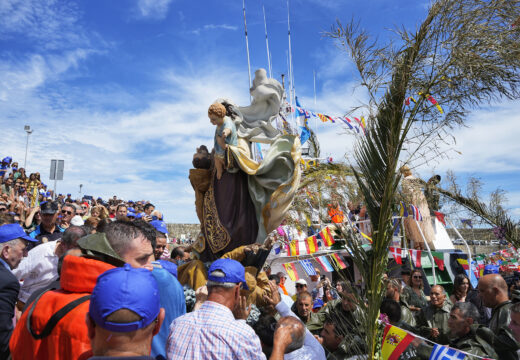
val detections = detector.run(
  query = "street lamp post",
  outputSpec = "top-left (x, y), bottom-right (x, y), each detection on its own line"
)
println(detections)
top-left (24, 125), bottom-right (33, 169)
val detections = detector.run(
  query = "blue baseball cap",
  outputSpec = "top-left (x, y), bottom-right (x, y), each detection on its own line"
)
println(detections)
top-left (89, 264), bottom-right (160, 332)
top-left (126, 212), bottom-right (136, 218)
top-left (0, 224), bottom-right (37, 243)
top-left (2, 157), bottom-right (11, 163)
top-left (156, 260), bottom-right (177, 278)
top-left (150, 220), bottom-right (168, 235)
top-left (67, 193), bottom-right (71, 196)
top-left (208, 258), bottom-right (249, 290)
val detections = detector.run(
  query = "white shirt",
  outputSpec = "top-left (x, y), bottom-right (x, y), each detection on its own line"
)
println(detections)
top-left (13, 241), bottom-right (59, 303)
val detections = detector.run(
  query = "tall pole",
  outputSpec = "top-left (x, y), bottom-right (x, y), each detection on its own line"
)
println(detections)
top-left (24, 133), bottom-right (29, 169)
top-left (242, 0), bottom-right (252, 90)
top-left (24, 125), bottom-right (32, 169)
top-left (286, 0), bottom-right (294, 121)
top-left (263, 5), bottom-right (272, 78)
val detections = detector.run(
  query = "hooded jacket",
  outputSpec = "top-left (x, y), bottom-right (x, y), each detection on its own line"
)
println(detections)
top-left (9, 255), bottom-right (115, 360)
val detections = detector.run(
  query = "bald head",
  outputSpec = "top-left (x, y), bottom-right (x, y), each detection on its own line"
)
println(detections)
top-left (478, 274), bottom-right (509, 308)
top-left (276, 317), bottom-right (305, 353)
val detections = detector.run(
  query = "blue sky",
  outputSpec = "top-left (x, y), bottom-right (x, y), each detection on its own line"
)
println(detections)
top-left (1, 0), bottom-right (519, 223)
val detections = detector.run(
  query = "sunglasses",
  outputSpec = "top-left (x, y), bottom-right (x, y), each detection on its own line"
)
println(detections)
top-left (295, 284), bottom-right (306, 288)
top-left (0, 208), bottom-right (7, 212)
top-left (61, 210), bottom-right (73, 215)
top-left (413, 275), bottom-right (422, 279)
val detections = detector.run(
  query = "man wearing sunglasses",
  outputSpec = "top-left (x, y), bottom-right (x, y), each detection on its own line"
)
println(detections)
top-left (58, 203), bottom-right (76, 229)
top-left (28, 201), bottom-right (64, 244)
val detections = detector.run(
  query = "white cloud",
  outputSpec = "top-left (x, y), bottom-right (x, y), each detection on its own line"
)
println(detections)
top-left (189, 23), bottom-right (239, 35)
top-left (415, 100), bottom-right (520, 174)
top-left (0, 60), bottom-right (254, 223)
top-left (136, 0), bottom-right (173, 20)
top-left (0, 0), bottom-right (93, 50)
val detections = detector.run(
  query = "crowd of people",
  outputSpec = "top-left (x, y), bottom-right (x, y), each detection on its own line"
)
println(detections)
top-left (2, 154), bottom-right (520, 360)
top-left (379, 267), bottom-right (520, 359)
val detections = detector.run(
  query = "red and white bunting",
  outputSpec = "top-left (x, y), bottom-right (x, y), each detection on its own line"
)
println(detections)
top-left (389, 247), bottom-right (402, 265)
top-left (409, 249), bottom-right (422, 268)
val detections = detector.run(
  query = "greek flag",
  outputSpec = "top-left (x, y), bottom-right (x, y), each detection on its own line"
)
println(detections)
top-left (429, 344), bottom-right (466, 360)
top-left (299, 259), bottom-right (317, 276)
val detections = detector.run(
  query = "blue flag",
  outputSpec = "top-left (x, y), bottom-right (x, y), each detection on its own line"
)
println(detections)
top-left (295, 96), bottom-right (302, 107)
top-left (429, 344), bottom-right (466, 360)
top-left (300, 126), bottom-right (311, 145)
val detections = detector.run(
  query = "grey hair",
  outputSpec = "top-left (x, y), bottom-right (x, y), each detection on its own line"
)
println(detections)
top-left (206, 270), bottom-right (239, 289)
top-left (452, 302), bottom-right (480, 323)
top-left (431, 284), bottom-right (446, 295)
top-left (276, 317), bottom-right (305, 353)
top-left (61, 226), bottom-right (87, 247)
top-left (1, 238), bottom-right (23, 255)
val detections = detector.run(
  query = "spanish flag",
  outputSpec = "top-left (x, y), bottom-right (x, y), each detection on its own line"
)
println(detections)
top-left (288, 240), bottom-right (299, 256)
top-left (319, 227), bottom-right (335, 246)
top-left (283, 262), bottom-right (299, 281)
top-left (381, 324), bottom-right (415, 360)
top-left (305, 235), bottom-right (318, 254)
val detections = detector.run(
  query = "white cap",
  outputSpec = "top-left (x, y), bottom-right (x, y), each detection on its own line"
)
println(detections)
top-left (295, 279), bottom-right (307, 286)
top-left (70, 215), bottom-right (84, 226)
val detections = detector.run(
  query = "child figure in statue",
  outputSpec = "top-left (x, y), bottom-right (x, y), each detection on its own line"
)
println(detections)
top-left (208, 102), bottom-right (237, 180)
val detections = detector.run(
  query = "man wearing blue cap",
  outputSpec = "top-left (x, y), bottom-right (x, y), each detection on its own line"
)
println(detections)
top-left (0, 223), bottom-right (37, 358)
top-left (85, 264), bottom-right (165, 359)
top-left (166, 258), bottom-right (292, 360)
top-left (150, 220), bottom-right (168, 260)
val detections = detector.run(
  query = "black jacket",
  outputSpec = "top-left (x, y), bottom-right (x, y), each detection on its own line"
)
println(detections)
top-left (0, 264), bottom-right (20, 358)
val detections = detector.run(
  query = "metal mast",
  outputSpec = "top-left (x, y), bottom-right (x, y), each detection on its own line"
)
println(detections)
top-left (262, 5), bottom-right (272, 78)
top-left (242, 0), bottom-right (252, 89)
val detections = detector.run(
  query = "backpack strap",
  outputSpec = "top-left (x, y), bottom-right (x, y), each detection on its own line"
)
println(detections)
top-left (26, 289), bottom-right (91, 340)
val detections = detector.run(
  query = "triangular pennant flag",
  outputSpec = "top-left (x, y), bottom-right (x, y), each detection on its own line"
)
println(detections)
top-left (434, 211), bottom-right (446, 226)
top-left (330, 253), bottom-right (347, 269)
top-left (299, 259), bottom-right (317, 276)
top-left (282, 262), bottom-right (299, 281)
top-left (316, 256), bottom-right (334, 272)
top-left (408, 249), bottom-right (422, 268)
top-left (432, 251), bottom-right (445, 271)
top-left (389, 247), bottom-right (403, 265)
top-left (381, 324), bottom-right (415, 360)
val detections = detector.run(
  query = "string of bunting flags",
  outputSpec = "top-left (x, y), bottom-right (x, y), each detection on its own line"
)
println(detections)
top-left (381, 322), bottom-right (493, 360)
top-left (281, 252), bottom-right (348, 281)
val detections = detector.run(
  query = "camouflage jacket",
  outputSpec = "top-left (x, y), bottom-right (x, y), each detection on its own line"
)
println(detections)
top-left (416, 300), bottom-right (452, 345)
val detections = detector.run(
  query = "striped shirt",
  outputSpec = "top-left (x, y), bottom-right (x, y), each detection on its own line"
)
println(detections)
top-left (166, 300), bottom-right (266, 360)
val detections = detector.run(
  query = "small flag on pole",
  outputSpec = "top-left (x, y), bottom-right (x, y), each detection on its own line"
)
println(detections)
top-left (316, 256), bottom-right (334, 272)
top-left (299, 259), bottom-right (317, 276)
top-left (283, 262), bottom-right (299, 281)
